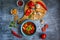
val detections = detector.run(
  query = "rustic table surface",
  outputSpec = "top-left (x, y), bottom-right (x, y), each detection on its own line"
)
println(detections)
top-left (0, 0), bottom-right (60, 40)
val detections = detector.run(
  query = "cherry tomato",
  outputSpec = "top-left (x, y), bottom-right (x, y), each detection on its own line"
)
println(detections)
top-left (44, 24), bottom-right (48, 28)
top-left (40, 34), bottom-right (47, 39)
top-left (36, 1), bottom-right (47, 10)
top-left (28, 1), bottom-right (35, 9)
top-left (41, 27), bottom-right (46, 32)
top-left (25, 9), bottom-right (32, 16)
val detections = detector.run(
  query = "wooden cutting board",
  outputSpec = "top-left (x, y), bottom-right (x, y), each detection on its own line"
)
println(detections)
top-left (17, 0), bottom-right (47, 24)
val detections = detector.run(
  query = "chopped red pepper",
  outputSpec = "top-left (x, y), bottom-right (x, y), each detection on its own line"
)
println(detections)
top-left (30, 30), bottom-right (34, 34)
top-left (11, 30), bottom-right (22, 38)
top-left (36, 1), bottom-right (47, 10)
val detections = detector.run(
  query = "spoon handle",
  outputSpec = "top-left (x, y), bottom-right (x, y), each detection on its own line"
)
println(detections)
top-left (17, 15), bottom-right (28, 24)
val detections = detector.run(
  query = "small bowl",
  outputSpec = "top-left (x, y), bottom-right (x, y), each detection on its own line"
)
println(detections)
top-left (19, 20), bottom-right (37, 37)
top-left (17, 0), bottom-right (24, 7)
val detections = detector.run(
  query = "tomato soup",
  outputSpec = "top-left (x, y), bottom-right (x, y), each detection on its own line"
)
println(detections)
top-left (22, 22), bottom-right (36, 35)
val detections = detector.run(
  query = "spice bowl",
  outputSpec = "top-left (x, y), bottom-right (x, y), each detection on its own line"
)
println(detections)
top-left (17, 0), bottom-right (24, 7)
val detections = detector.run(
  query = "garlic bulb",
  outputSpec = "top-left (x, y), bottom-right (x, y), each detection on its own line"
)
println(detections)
top-left (36, 4), bottom-right (41, 9)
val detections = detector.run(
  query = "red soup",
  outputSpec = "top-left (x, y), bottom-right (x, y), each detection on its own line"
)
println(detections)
top-left (22, 22), bottom-right (36, 35)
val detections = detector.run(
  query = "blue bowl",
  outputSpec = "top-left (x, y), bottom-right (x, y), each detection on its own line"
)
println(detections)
top-left (19, 20), bottom-right (37, 37)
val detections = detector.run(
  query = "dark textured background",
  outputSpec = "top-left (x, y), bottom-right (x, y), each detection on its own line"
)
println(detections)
top-left (0, 0), bottom-right (60, 40)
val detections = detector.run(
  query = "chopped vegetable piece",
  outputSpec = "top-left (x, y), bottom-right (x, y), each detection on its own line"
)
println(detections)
top-left (30, 30), bottom-right (34, 34)
top-left (26, 25), bottom-right (32, 31)
top-left (22, 27), bottom-right (26, 30)
top-left (24, 24), bottom-right (28, 27)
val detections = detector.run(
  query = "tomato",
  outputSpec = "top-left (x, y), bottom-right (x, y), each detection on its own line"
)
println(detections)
top-left (28, 1), bottom-right (35, 9)
top-left (40, 34), bottom-right (47, 39)
top-left (41, 27), bottom-right (46, 32)
top-left (25, 9), bottom-right (32, 16)
top-left (36, 1), bottom-right (47, 10)
top-left (44, 24), bottom-right (48, 28)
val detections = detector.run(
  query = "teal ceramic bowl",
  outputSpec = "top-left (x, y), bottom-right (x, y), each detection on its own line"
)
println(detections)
top-left (20, 20), bottom-right (37, 37)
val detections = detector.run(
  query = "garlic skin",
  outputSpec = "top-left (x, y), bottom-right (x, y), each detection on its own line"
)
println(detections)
top-left (36, 4), bottom-right (41, 9)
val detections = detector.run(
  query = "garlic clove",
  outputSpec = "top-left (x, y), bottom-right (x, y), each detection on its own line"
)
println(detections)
top-left (35, 4), bottom-right (41, 9)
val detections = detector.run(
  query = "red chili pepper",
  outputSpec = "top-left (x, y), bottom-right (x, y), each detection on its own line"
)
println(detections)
top-left (11, 30), bottom-right (22, 38)
top-left (36, 1), bottom-right (47, 10)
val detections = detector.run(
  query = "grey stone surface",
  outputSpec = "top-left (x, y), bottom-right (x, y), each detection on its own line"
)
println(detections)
top-left (0, 0), bottom-right (60, 40)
